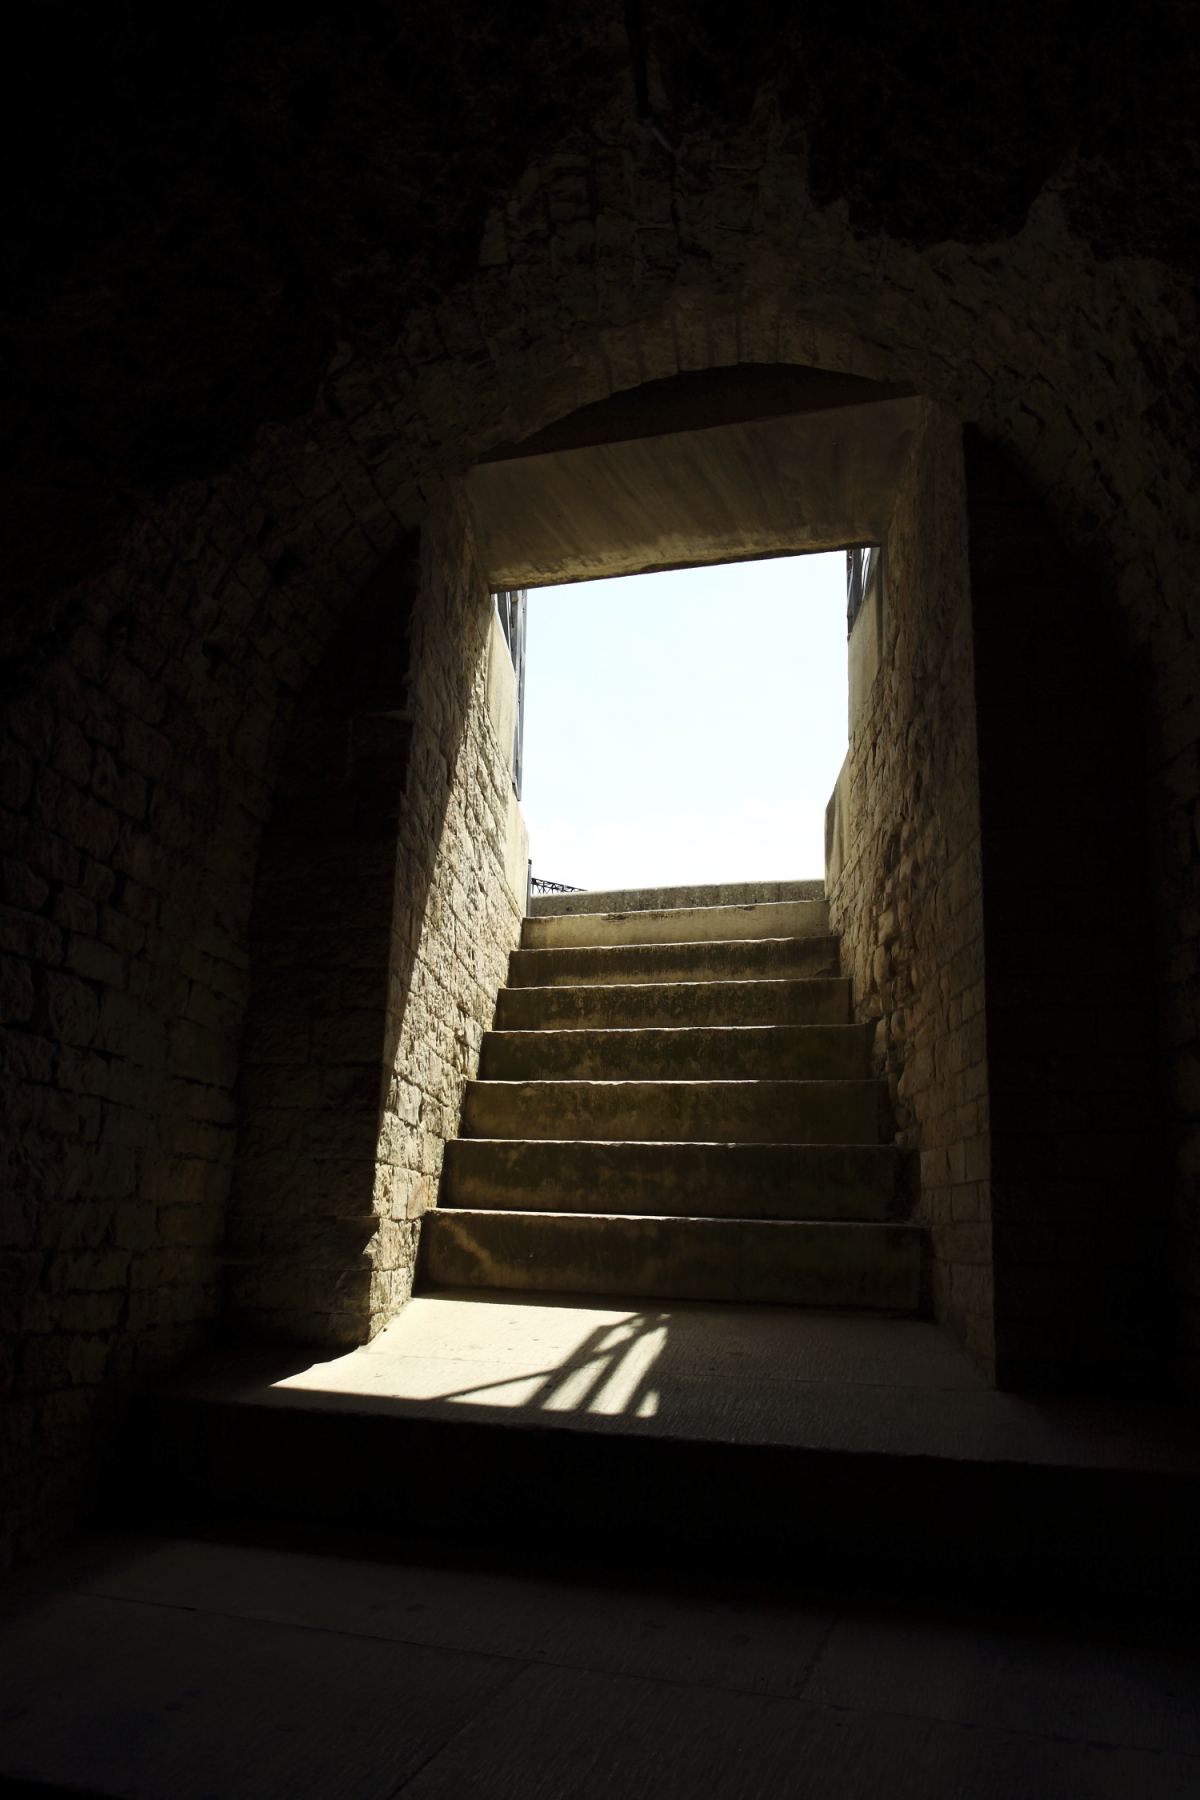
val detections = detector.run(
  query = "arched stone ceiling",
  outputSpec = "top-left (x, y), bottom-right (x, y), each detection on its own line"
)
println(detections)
top-left (4, 0), bottom-right (1198, 647)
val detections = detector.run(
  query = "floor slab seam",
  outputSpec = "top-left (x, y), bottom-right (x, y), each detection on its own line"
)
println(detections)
top-left (340, 1651), bottom-right (534, 1800)
top-left (49, 1585), bottom-right (543, 1678)
top-left (385, 1670), bottom-right (1200, 1797)
top-left (790, 1691), bottom-right (1200, 1762)
top-left (60, 1578), bottom-right (830, 1705)
top-left (791, 1608), bottom-right (840, 1696)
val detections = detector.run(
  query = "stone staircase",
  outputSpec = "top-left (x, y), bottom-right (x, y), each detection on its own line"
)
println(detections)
top-left (124, 883), bottom-right (1200, 1604)
top-left (419, 886), bottom-right (924, 1312)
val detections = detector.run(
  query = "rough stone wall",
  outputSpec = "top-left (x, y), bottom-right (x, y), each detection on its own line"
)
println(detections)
top-left (0, 474), bottom-right (523, 1557)
top-left (0, 524), bottom-right (317, 1561)
top-left (225, 497), bottom-right (525, 1347)
top-left (826, 403), bottom-right (991, 1370)
top-left (374, 495), bottom-right (526, 1332)
top-left (222, 539), bottom-right (422, 1345)
top-left (3, 436), bottom-right (423, 1564)
top-left (828, 417), bottom-right (1168, 1390)
top-left (967, 435), bottom-right (1166, 1391)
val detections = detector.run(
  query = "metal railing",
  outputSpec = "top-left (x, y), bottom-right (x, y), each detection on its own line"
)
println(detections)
top-left (530, 876), bottom-right (586, 894)
top-left (493, 589), bottom-right (527, 799)
top-left (846, 545), bottom-right (879, 635)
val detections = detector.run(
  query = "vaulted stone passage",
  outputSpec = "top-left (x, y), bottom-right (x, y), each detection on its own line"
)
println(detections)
top-left (423, 884), bottom-right (924, 1308)
top-left (5, 18), bottom-right (1200, 1777)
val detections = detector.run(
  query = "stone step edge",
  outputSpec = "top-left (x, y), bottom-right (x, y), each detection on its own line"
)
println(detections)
top-left (530, 897), bottom-right (827, 920)
top-left (517, 933), bottom-right (840, 954)
top-left (128, 1386), bottom-right (1200, 1601)
top-left (445, 1137), bottom-right (900, 1148)
top-left (419, 1213), bottom-right (925, 1312)
top-left (500, 976), bottom-right (851, 992)
top-left (467, 1077), bottom-right (886, 1090)
top-left (481, 1029), bottom-right (870, 1055)
top-left (484, 1023), bottom-right (869, 1035)
top-left (428, 1208), bottom-right (917, 1229)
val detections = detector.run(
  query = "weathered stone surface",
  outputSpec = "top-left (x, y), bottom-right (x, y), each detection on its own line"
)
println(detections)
top-left (529, 879), bottom-right (825, 916)
top-left (225, 499), bottom-right (526, 1345)
top-left (462, 1078), bottom-right (890, 1145)
top-left (506, 938), bottom-right (842, 989)
top-left (442, 1139), bottom-right (902, 1222)
top-left (827, 403), bottom-right (993, 1367)
top-left (478, 1024), bottom-right (873, 1083)
top-left (522, 901), bottom-right (830, 951)
top-left (421, 1210), bottom-right (923, 1310)
top-left (494, 977), bottom-right (851, 1030)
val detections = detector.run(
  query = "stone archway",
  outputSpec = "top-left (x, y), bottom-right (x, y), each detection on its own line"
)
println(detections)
top-left (213, 335), bottom-right (1165, 1393)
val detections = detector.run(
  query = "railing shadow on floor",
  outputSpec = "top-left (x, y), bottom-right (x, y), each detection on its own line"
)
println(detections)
top-left (404, 1309), bottom-right (673, 1421)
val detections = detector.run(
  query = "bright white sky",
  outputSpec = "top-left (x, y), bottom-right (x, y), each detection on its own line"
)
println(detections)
top-left (519, 551), bottom-right (848, 892)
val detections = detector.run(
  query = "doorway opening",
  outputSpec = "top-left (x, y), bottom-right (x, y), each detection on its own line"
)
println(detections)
top-left (510, 551), bottom-right (850, 897)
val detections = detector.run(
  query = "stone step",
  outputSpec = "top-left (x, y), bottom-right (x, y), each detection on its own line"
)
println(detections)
top-left (441, 1139), bottom-right (903, 1221)
top-left (530, 878), bottom-right (825, 916)
top-left (132, 1295), bottom-right (1200, 1601)
top-left (461, 1078), bottom-right (891, 1144)
top-left (521, 899), bottom-right (829, 951)
top-left (418, 1210), bottom-right (924, 1310)
top-left (494, 977), bottom-right (852, 1030)
top-left (506, 936), bottom-right (841, 989)
top-left (478, 1023), bottom-right (873, 1082)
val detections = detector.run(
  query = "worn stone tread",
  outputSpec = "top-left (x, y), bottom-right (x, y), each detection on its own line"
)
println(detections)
top-left (506, 937), bottom-right (841, 988)
top-left (530, 878), bottom-right (825, 916)
top-left (494, 977), bottom-right (852, 1030)
top-left (521, 899), bottom-right (830, 951)
top-left (441, 1139), bottom-right (903, 1221)
top-left (420, 1209), bottom-right (924, 1309)
top-left (479, 1023), bottom-right (873, 1082)
top-left (461, 1078), bottom-right (892, 1145)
